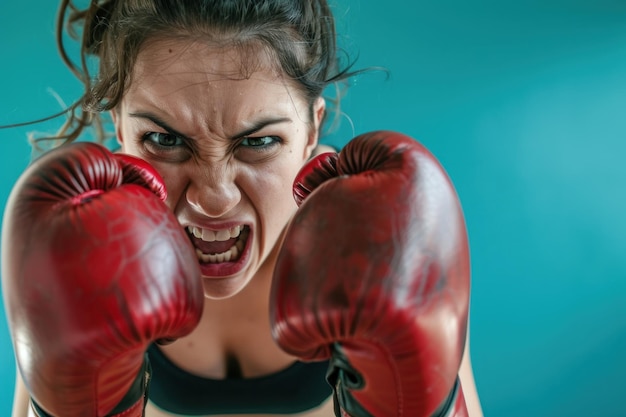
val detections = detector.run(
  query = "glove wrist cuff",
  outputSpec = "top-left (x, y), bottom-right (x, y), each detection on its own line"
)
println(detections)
top-left (431, 377), bottom-right (463, 417)
top-left (30, 355), bottom-right (152, 417)
top-left (109, 355), bottom-right (152, 416)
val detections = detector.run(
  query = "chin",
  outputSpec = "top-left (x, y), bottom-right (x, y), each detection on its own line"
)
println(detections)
top-left (201, 275), bottom-right (249, 300)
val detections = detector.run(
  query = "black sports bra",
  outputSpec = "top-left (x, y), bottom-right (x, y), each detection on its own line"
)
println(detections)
top-left (146, 344), bottom-right (333, 415)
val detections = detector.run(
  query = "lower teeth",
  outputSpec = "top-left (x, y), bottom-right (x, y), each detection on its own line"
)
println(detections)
top-left (196, 234), bottom-right (246, 264)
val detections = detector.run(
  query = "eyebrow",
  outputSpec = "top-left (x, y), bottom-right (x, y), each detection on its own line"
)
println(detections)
top-left (231, 117), bottom-right (292, 140)
top-left (129, 112), bottom-right (190, 141)
top-left (128, 112), bottom-right (293, 140)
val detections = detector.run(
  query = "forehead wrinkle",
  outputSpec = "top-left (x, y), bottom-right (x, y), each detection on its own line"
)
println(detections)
top-left (133, 37), bottom-right (299, 104)
top-left (127, 37), bottom-right (312, 155)
top-left (130, 75), bottom-right (305, 143)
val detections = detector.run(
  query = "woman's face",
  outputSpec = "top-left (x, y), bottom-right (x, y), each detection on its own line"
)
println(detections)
top-left (113, 38), bottom-right (324, 299)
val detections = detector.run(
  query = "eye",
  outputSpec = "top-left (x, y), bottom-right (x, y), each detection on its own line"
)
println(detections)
top-left (240, 135), bottom-right (280, 149)
top-left (140, 132), bottom-right (190, 162)
top-left (143, 132), bottom-right (184, 148)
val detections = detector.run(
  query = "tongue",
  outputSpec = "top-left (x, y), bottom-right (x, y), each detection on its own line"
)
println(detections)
top-left (192, 236), bottom-right (236, 255)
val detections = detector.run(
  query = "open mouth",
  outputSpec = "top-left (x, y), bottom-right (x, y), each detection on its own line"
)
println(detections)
top-left (187, 225), bottom-right (250, 264)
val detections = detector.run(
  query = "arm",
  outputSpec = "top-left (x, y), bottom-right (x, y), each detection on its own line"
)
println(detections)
top-left (459, 328), bottom-right (484, 417)
top-left (12, 371), bottom-right (34, 417)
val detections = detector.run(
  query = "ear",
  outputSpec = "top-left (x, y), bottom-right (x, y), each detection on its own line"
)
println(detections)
top-left (313, 96), bottom-right (326, 131)
top-left (304, 97), bottom-right (326, 159)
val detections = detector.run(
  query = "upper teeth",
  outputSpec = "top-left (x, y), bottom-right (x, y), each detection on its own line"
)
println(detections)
top-left (187, 225), bottom-right (244, 242)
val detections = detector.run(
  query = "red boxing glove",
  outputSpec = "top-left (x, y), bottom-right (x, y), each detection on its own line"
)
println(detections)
top-left (1, 142), bottom-right (204, 417)
top-left (271, 131), bottom-right (470, 417)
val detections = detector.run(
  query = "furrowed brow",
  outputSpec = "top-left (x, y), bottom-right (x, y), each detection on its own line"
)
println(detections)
top-left (229, 117), bottom-right (292, 140)
top-left (128, 112), bottom-right (292, 142)
top-left (128, 112), bottom-right (192, 141)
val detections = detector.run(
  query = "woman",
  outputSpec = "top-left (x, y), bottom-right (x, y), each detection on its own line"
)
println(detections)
top-left (10, 0), bottom-right (483, 416)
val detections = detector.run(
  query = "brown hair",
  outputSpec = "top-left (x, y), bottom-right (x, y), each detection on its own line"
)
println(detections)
top-left (38, 0), bottom-right (357, 149)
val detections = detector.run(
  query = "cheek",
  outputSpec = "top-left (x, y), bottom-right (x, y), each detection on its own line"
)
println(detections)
top-left (152, 164), bottom-right (186, 210)
top-left (246, 159), bottom-right (302, 221)
top-left (118, 138), bottom-right (185, 210)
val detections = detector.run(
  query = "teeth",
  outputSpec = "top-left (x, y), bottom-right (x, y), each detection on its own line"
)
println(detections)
top-left (195, 244), bottom-right (240, 264)
top-left (188, 225), bottom-right (248, 264)
top-left (196, 245), bottom-right (239, 263)
top-left (229, 226), bottom-right (242, 238)
top-left (187, 225), bottom-right (243, 242)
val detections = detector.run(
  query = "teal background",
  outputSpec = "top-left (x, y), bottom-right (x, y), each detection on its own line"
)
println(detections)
top-left (2, 1), bottom-right (626, 416)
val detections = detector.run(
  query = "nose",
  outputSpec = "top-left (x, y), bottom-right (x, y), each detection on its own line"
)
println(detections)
top-left (185, 166), bottom-right (241, 218)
